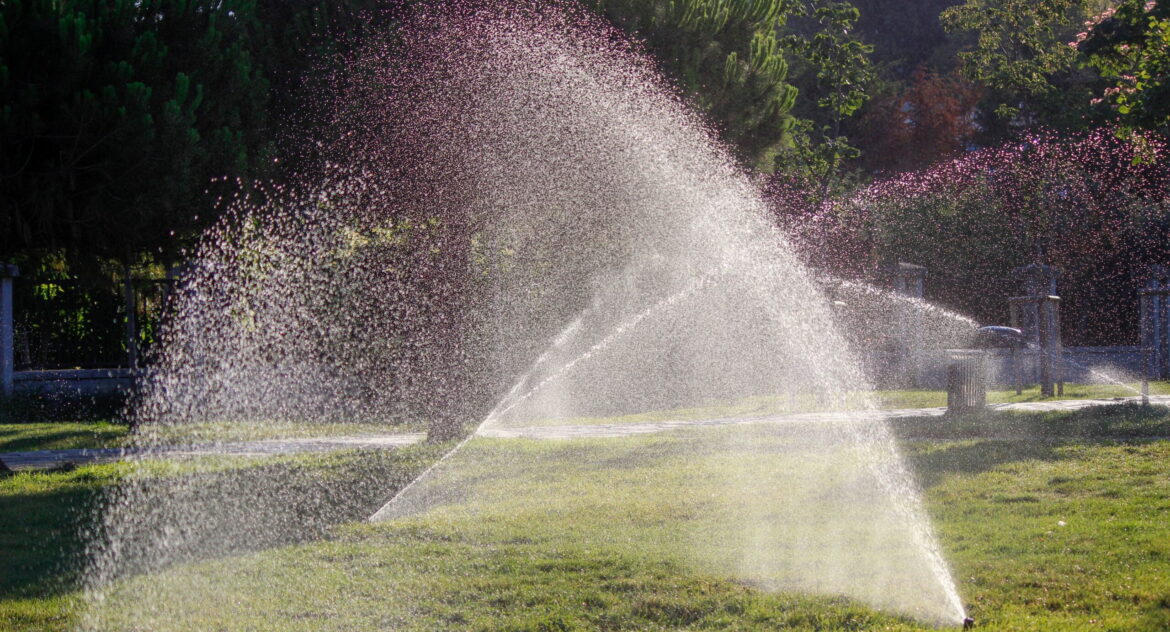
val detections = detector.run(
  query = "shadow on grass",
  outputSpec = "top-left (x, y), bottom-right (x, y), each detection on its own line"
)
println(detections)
top-left (0, 424), bottom-right (127, 453)
top-left (0, 443), bottom-right (447, 601)
top-left (896, 403), bottom-right (1170, 489)
top-left (905, 440), bottom-right (1068, 489)
top-left (0, 467), bottom-right (108, 599)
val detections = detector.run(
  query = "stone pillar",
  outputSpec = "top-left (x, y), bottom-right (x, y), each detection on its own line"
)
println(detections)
top-left (123, 266), bottom-right (138, 370)
top-left (1139, 265), bottom-right (1170, 380)
top-left (889, 262), bottom-right (927, 299)
top-left (1, 264), bottom-right (18, 397)
top-left (1009, 263), bottom-right (1063, 397)
top-left (886, 262), bottom-right (927, 387)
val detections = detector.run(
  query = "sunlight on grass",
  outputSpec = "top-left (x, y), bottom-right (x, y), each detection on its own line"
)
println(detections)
top-left (489, 381), bottom-right (1170, 428)
top-left (4, 406), bottom-right (1170, 630)
top-left (85, 425), bottom-right (949, 630)
top-left (136, 420), bottom-right (428, 446)
top-left (0, 423), bottom-right (130, 452)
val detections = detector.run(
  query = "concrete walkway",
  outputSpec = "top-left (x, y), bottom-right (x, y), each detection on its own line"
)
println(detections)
top-left (476, 394), bottom-right (1170, 440)
top-left (4, 394), bottom-right (1168, 471)
top-left (0, 433), bottom-right (426, 471)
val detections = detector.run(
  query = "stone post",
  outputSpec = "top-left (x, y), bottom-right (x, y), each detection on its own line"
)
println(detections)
top-left (1, 264), bottom-right (18, 397)
top-left (889, 262), bottom-right (927, 298)
top-left (123, 266), bottom-right (138, 370)
top-left (886, 262), bottom-right (927, 387)
top-left (1139, 266), bottom-right (1170, 384)
top-left (1009, 263), bottom-right (1063, 397)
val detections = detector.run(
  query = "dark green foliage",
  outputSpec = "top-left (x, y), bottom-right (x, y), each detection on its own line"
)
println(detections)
top-left (0, 0), bottom-right (272, 271)
top-left (778, 1), bottom-right (873, 196)
top-left (0, 392), bottom-right (127, 425)
top-left (848, 0), bottom-right (962, 75)
top-left (1079, 0), bottom-right (1170, 134)
top-left (940, 0), bottom-right (1109, 134)
top-left (13, 276), bottom-right (127, 370)
top-left (249, 0), bottom-right (412, 171)
top-left (588, 0), bottom-right (800, 171)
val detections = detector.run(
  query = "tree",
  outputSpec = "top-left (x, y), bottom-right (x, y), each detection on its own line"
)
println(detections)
top-left (853, 66), bottom-right (983, 174)
top-left (1078, 0), bottom-right (1170, 134)
top-left (778, 0), bottom-right (874, 201)
top-left (848, 0), bottom-right (962, 75)
top-left (588, 0), bottom-right (800, 171)
top-left (851, 128), bottom-right (1170, 344)
top-left (0, 0), bottom-right (272, 274)
top-left (940, 0), bottom-right (1107, 131)
top-left (250, 0), bottom-right (416, 171)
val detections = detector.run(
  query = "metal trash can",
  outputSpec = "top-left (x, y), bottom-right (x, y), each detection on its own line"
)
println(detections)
top-left (946, 350), bottom-right (986, 413)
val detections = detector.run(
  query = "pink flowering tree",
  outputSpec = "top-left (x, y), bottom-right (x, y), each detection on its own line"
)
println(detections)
top-left (1078, 0), bottom-right (1170, 133)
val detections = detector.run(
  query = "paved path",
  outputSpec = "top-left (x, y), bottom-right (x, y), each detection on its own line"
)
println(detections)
top-left (476, 394), bottom-right (1170, 440)
top-left (0, 434), bottom-right (426, 471)
top-left (5, 394), bottom-right (1168, 471)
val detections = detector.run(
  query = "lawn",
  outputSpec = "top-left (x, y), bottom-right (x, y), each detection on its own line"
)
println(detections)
top-left (3, 383), bottom-right (1166, 455)
top-left (2, 400), bottom-right (1170, 627)
top-left (876, 381), bottom-right (1170, 410)
top-left (0, 422), bottom-right (130, 453)
top-left (485, 382), bottom-right (1170, 429)
top-left (0, 444), bottom-right (449, 632)
top-left (3, 403), bottom-right (1169, 631)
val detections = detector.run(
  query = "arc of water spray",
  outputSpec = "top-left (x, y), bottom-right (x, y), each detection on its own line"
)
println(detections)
top-left (481, 273), bottom-right (716, 428)
top-left (369, 272), bottom-right (715, 521)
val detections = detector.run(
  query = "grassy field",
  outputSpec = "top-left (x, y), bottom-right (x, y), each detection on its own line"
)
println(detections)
top-left (0, 422), bottom-right (130, 452)
top-left (487, 382), bottom-right (1170, 429)
top-left (0, 443), bottom-right (449, 632)
top-left (2, 383), bottom-right (1165, 455)
top-left (1, 402), bottom-right (1167, 630)
top-left (878, 381), bottom-right (1170, 409)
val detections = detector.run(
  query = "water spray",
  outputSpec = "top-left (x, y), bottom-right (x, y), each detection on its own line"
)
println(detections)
top-left (84, 2), bottom-right (976, 626)
top-left (369, 273), bottom-right (714, 521)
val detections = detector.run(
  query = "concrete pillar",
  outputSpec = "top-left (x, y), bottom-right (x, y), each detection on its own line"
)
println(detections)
top-left (889, 262), bottom-right (927, 299)
top-left (1010, 263), bottom-right (1062, 397)
top-left (123, 266), bottom-right (138, 370)
top-left (886, 262), bottom-right (927, 386)
top-left (1, 264), bottom-right (17, 397)
top-left (1139, 266), bottom-right (1170, 381)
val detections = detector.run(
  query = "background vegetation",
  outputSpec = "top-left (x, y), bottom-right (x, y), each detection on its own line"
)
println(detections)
top-left (2, 0), bottom-right (1169, 360)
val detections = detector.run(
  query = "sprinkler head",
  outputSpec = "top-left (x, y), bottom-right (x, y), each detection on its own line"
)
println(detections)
top-left (962, 616), bottom-right (975, 629)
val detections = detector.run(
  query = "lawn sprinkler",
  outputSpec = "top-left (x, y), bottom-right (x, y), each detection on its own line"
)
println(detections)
top-left (963, 616), bottom-right (975, 629)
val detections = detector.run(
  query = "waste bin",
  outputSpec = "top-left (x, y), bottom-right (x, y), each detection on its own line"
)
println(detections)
top-left (946, 350), bottom-right (986, 413)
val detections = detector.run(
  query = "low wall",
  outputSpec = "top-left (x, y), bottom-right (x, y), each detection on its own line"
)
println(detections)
top-left (955, 346), bottom-right (1143, 389)
top-left (4, 346), bottom-right (1153, 402)
top-left (13, 369), bottom-right (136, 397)
top-left (870, 346), bottom-right (1146, 389)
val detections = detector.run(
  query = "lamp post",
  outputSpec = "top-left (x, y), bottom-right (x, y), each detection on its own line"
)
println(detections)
top-left (1, 264), bottom-right (18, 398)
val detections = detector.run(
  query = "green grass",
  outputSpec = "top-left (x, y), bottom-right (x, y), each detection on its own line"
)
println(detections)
top-left (136, 419), bottom-right (427, 445)
top-left (5, 383), bottom-right (1163, 455)
top-left (913, 440), bottom-right (1170, 631)
top-left (893, 402), bottom-right (1170, 440)
top-left (0, 422), bottom-right (130, 452)
top-left (4, 405), bottom-right (1170, 630)
top-left (0, 464), bottom-right (123, 598)
top-left (492, 382), bottom-right (1170, 428)
top-left (0, 444), bottom-right (449, 631)
top-left (877, 381), bottom-right (1170, 409)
